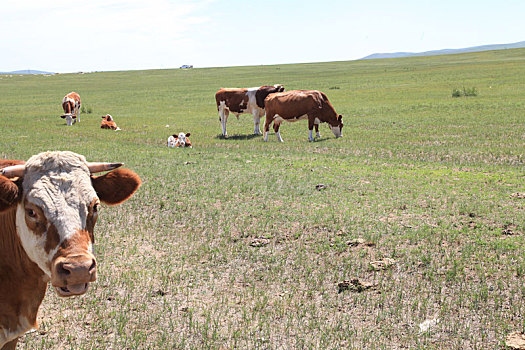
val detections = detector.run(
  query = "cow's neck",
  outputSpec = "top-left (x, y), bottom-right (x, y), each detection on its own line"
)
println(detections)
top-left (64, 102), bottom-right (72, 114)
top-left (0, 207), bottom-right (48, 344)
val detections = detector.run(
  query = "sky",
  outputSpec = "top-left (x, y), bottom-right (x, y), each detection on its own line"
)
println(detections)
top-left (1, 0), bottom-right (524, 73)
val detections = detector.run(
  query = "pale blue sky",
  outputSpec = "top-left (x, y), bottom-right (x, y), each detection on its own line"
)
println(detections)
top-left (1, 0), bottom-right (524, 73)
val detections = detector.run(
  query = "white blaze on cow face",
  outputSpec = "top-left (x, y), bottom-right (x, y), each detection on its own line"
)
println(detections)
top-left (64, 114), bottom-right (76, 126)
top-left (330, 115), bottom-right (343, 138)
top-left (331, 125), bottom-right (343, 138)
top-left (15, 151), bottom-right (98, 296)
top-left (177, 132), bottom-right (188, 147)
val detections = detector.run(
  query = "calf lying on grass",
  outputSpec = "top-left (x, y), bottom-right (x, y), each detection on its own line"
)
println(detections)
top-left (101, 114), bottom-right (121, 131)
top-left (167, 132), bottom-right (192, 148)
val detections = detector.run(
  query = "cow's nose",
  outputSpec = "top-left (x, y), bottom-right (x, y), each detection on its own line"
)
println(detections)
top-left (56, 257), bottom-right (97, 283)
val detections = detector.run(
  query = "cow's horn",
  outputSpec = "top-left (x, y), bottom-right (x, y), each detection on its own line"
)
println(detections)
top-left (0, 164), bottom-right (26, 178)
top-left (87, 162), bottom-right (123, 173)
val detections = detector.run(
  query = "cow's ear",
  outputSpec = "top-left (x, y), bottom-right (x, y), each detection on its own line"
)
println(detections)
top-left (172, 134), bottom-right (178, 139)
top-left (185, 133), bottom-right (191, 137)
top-left (61, 115), bottom-right (66, 119)
top-left (338, 115), bottom-right (343, 122)
top-left (0, 176), bottom-right (22, 212)
top-left (91, 168), bottom-right (141, 205)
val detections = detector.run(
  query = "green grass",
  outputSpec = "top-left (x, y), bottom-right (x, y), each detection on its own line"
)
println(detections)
top-left (1, 48), bottom-right (524, 349)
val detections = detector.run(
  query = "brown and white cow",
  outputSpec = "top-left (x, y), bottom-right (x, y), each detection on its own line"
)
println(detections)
top-left (263, 90), bottom-right (343, 142)
top-left (60, 92), bottom-right (81, 126)
top-left (0, 151), bottom-right (141, 349)
top-left (101, 114), bottom-right (121, 131)
top-left (215, 84), bottom-right (284, 136)
top-left (167, 132), bottom-right (192, 148)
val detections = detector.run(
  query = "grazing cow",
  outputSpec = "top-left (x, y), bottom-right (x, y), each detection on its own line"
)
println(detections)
top-left (60, 92), bottom-right (81, 126)
top-left (0, 151), bottom-right (141, 349)
top-left (100, 114), bottom-right (121, 131)
top-left (167, 132), bottom-right (192, 148)
top-left (215, 84), bottom-right (284, 136)
top-left (263, 90), bottom-right (343, 142)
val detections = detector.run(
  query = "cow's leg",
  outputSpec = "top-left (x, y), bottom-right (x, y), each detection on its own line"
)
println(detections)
top-left (273, 122), bottom-right (284, 143)
top-left (2, 337), bottom-right (18, 350)
top-left (253, 110), bottom-right (262, 135)
top-left (308, 116), bottom-right (316, 142)
top-left (263, 111), bottom-right (273, 142)
top-left (219, 104), bottom-right (229, 136)
top-left (73, 102), bottom-right (80, 123)
top-left (315, 122), bottom-right (321, 138)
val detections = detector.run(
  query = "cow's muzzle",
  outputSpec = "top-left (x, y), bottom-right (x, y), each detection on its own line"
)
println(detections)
top-left (51, 255), bottom-right (97, 297)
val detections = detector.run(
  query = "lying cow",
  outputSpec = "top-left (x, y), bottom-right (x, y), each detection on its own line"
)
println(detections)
top-left (167, 132), bottom-right (192, 148)
top-left (60, 92), bottom-right (81, 126)
top-left (215, 84), bottom-right (284, 136)
top-left (263, 90), bottom-right (343, 142)
top-left (101, 114), bottom-right (121, 131)
top-left (0, 151), bottom-right (141, 349)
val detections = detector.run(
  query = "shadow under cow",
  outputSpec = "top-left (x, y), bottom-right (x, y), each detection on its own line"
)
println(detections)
top-left (215, 134), bottom-right (261, 140)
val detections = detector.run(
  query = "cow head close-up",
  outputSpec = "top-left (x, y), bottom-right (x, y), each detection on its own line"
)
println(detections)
top-left (175, 132), bottom-right (190, 147)
top-left (330, 115), bottom-right (343, 138)
top-left (0, 151), bottom-right (141, 297)
top-left (60, 114), bottom-right (77, 126)
top-left (273, 84), bottom-right (285, 93)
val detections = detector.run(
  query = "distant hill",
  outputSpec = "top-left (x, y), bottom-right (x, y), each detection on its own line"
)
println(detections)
top-left (0, 69), bottom-right (55, 75)
top-left (361, 41), bottom-right (525, 60)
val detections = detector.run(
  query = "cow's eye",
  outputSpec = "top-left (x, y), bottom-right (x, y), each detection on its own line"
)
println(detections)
top-left (93, 203), bottom-right (99, 213)
top-left (26, 208), bottom-right (37, 218)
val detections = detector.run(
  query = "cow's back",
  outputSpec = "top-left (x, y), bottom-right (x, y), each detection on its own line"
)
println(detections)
top-left (62, 92), bottom-right (81, 114)
top-left (215, 88), bottom-right (247, 105)
top-left (215, 88), bottom-right (250, 112)
top-left (63, 92), bottom-right (80, 104)
top-left (265, 90), bottom-right (323, 118)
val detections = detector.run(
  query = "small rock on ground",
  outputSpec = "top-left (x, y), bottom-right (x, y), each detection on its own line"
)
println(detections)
top-left (506, 332), bottom-right (525, 349)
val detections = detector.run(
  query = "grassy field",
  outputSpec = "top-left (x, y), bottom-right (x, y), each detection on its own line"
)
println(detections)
top-left (0, 48), bottom-right (524, 349)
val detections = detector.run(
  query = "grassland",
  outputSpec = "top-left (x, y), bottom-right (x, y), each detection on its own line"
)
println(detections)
top-left (0, 48), bottom-right (524, 349)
